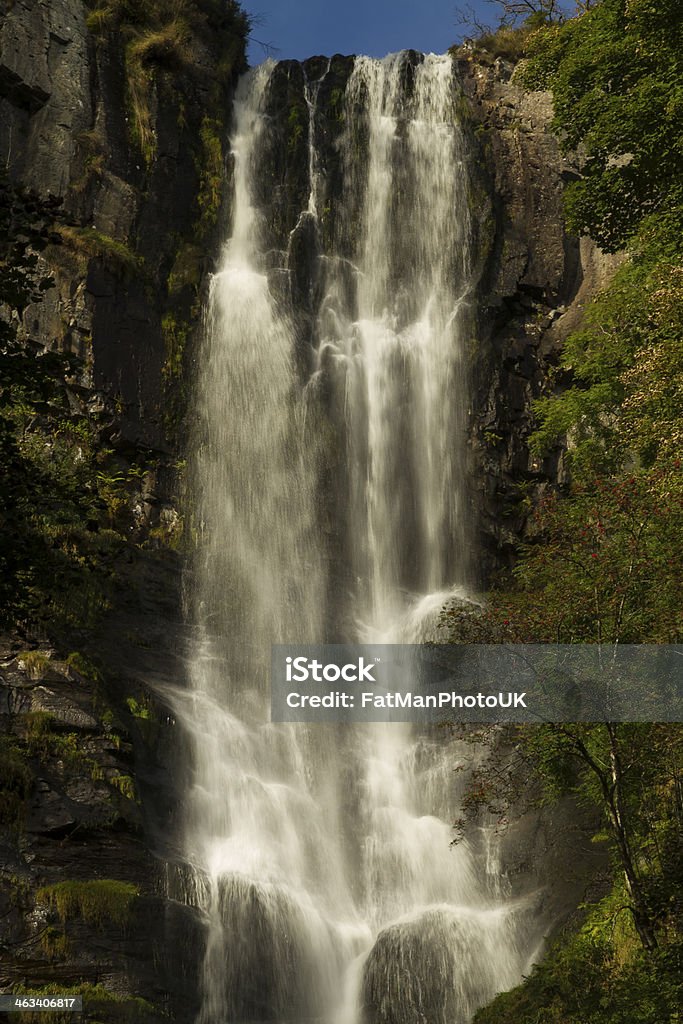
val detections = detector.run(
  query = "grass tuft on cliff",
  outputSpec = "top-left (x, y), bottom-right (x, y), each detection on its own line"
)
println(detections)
top-left (85, 0), bottom-right (250, 166)
top-left (56, 225), bottom-right (142, 272)
top-left (37, 879), bottom-right (139, 929)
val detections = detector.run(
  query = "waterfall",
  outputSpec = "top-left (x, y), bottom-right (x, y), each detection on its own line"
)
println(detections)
top-left (324, 53), bottom-right (474, 634)
top-left (179, 53), bottom-right (542, 1024)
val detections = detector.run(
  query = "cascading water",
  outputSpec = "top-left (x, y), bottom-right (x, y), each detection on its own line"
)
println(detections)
top-left (179, 53), bottom-right (544, 1024)
top-left (332, 54), bottom-right (474, 631)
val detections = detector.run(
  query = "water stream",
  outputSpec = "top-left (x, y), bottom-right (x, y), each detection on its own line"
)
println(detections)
top-left (180, 53), bottom-right (542, 1024)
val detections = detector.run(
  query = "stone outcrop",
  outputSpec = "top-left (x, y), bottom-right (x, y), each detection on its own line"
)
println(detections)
top-left (0, 638), bottom-right (203, 1021)
top-left (0, 543), bottom-right (204, 1020)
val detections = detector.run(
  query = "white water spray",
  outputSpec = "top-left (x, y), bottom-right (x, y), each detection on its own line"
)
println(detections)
top-left (180, 54), bottom-right (542, 1024)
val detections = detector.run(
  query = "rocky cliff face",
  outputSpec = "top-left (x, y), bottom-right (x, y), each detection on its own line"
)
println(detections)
top-left (0, 17), bottom-right (612, 1018)
top-left (454, 49), bottom-right (623, 575)
top-left (0, 1), bottom-right (246, 1017)
top-left (1, 0), bottom-right (244, 458)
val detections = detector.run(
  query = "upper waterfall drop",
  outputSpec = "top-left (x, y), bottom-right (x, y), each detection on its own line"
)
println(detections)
top-left (313, 51), bottom-right (476, 634)
top-left (179, 51), bottom-right (543, 1024)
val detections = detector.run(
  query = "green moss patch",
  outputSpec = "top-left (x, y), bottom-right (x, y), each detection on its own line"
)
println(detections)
top-left (0, 737), bottom-right (33, 827)
top-left (37, 880), bottom-right (139, 929)
top-left (56, 226), bottom-right (142, 273)
top-left (12, 984), bottom-right (158, 1024)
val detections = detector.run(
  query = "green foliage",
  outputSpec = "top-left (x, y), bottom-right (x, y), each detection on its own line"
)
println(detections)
top-left (0, 736), bottom-right (33, 827)
top-left (161, 313), bottom-right (188, 383)
top-left (125, 45), bottom-right (156, 165)
top-left (70, 130), bottom-right (105, 195)
top-left (125, 695), bottom-right (151, 720)
top-left (461, 15), bottom-right (549, 62)
top-left (56, 225), bottom-right (142, 272)
top-left (197, 116), bottom-right (225, 234)
top-left (531, 216), bottom-right (683, 473)
top-left (109, 772), bottom-right (137, 801)
top-left (16, 650), bottom-right (50, 678)
top-left (161, 312), bottom-right (190, 434)
top-left (288, 103), bottom-right (306, 153)
top-left (475, 467), bottom-right (682, 643)
top-left (12, 983), bottom-right (157, 1024)
top-left (40, 924), bottom-right (70, 959)
top-left (65, 651), bottom-right (102, 682)
top-left (167, 241), bottom-right (201, 295)
top-left (521, 0), bottom-right (683, 251)
top-left (459, 7), bottom-right (683, 1017)
top-left (1, 408), bottom-right (131, 631)
top-left (475, 930), bottom-right (683, 1023)
top-left (37, 879), bottom-right (139, 929)
top-left (329, 87), bottom-right (345, 124)
top-left (22, 713), bottom-right (91, 772)
top-left (2, 705), bottom-right (139, 820)
top-left (462, 720), bottom-right (683, 1020)
top-left (86, 6), bottom-right (117, 35)
top-left (127, 15), bottom-right (191, 67)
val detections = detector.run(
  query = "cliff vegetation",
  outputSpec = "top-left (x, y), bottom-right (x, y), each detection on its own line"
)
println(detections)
top-left (449, 2), bottom-right (683, 1021)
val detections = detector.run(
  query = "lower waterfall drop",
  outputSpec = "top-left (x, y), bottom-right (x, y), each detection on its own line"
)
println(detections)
top-left (181, 53), bottom-right (542, 1024)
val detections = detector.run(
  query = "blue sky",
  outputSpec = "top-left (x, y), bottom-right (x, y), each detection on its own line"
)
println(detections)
top-left (245, 0), bottom-right (504, 64)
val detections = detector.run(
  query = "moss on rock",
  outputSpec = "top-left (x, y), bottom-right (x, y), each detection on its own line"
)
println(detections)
top-left (37, 879), bottom-right (139, 929)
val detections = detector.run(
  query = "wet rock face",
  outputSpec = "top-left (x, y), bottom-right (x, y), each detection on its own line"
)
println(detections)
top-left (0, 0), bottom-right (92, 194)
top-left (360, 906), bottom-right (529, 1024)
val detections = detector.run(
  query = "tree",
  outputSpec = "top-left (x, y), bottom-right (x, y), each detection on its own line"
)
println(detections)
top-left (487, 0), bottom-right (563, 22)
top-left (521, 0), bottom-right (683, 251)
top-left (455, 0), bottom-right (564, 36)
top-left (457, 721), bottom-right (683, 952)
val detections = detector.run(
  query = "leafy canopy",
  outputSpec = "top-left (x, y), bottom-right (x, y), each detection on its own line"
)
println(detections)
top-left (522, 0), bottom-right (683, 251)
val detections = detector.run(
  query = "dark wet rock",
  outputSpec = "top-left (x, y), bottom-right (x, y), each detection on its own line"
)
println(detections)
top-left (0, 0), bottom-right (240, 461)
top-left (361, 906), bottom-right (525, 1024)
top-left (210, 874), bottom-right (339, 1022)
top-left (450, 52), bottom-right (625, 575)
top-left (28, 685), bottom-right (99, 730)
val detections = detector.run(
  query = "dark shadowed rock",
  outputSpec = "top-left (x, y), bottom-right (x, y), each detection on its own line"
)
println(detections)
top-left (361, 905), bottom-right (535, 1024)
